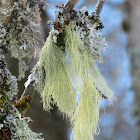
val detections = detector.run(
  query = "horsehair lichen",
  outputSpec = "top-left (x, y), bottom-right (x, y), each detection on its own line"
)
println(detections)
top-left (36, 33), bottom-right (76, 116)
top-left (0, 0), bottom-right (44, 80)
top-left (0, 59), bottom-right (43, 139)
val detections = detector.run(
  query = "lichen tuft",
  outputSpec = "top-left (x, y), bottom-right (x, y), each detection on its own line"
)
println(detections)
top-left (35, 33), bottom-right (76, 117)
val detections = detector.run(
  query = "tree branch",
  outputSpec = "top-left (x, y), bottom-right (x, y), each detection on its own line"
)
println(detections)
top-left (20, 81), bottom-right (35, 99)
top-left (94, 0), bottom-right (106, 17)
top-left (21, 0), bottom-right (108, 114)
top-left (18, 74), bottom-right (36, 115)
top-left (64, 0), bottom-right (79, 12)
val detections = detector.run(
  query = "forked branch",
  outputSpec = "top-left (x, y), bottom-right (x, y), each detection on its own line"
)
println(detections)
top-left (21, 0), bottom-right (80, 103)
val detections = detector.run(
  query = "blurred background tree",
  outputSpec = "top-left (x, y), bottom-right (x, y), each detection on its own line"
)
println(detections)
top-left (126, 0), bottom-right (140, 139)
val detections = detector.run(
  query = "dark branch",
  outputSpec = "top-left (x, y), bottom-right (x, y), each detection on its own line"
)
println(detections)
top-left (64, 0), bottom-right (79, 12)
top-left (94, 0), bottom-right (106, 16)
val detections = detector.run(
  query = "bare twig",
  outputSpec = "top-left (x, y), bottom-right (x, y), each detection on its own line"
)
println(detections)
top-left (94, 0), bottom-right (106, 16)
top-left (20, 81), bottom-right (35, 99)
top-left (64, 0), bottom-right (79, 12)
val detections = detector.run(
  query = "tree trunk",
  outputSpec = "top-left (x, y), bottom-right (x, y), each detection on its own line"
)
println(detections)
top-left (126, 0), bottom-right (140, 139)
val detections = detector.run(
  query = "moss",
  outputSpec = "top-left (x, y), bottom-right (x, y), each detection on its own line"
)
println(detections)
top-left (0, 93), bottom-right (8, 107)
top-left (0, 126), bottom-right (11, 140)
top-left (15, 95), bottom-right (32, 112)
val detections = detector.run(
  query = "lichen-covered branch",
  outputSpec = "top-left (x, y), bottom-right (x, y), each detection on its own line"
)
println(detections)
top-left (94, 0), bottom-right (106, 17)
top-left (0, 0), bottom-right (46, 139)
top-left (32, 5), bottom-right (116, 140)
top-left (21, 0), bottom-right (105, 104)
top-left (21, 0), bottom-right (105, 109)
top-left (0, 59), bottom-right (43, 139)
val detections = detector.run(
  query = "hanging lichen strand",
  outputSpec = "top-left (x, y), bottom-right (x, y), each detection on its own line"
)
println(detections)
top-left (35, 5), bottom-right (116, 140)
top-left (65, 22), bottom-right (115, 102)
top-left (71, 78), bottom-right (101, 140)
top-left (65, 23), bottom-right (114, 140)
top-left (36, 33), bottom-right (76, 117)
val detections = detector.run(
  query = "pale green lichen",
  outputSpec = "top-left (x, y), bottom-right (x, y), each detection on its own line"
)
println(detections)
top-left (65, 22), bottom-right (115, 102)
top-left (64, 23), bottom-right (115, 140)
top-left (5, 108), bottom-right (43, 140)
top-left (0, 58), bottom-right (18, 100)
top-left (0, 23), bottom-right (7, 57)
top-left (36, 33), bottom-right (76, 117)
top-left (71, 77), bottom-right (101, 140)
top-left (34, 19), bottom-right (116, 140)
